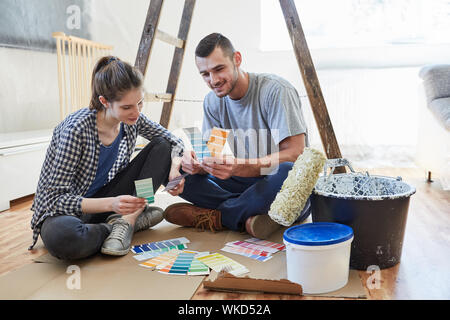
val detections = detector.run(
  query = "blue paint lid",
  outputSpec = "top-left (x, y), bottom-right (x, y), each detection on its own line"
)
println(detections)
top-left (283, 222), bottom-right (353, 246)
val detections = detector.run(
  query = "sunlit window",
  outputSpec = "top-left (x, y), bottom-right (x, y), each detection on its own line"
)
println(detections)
top-left (261, 0), bottom-right (450, 51)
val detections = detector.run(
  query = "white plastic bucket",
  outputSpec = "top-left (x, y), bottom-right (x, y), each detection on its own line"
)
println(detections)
top-left (283, 222), bottom-right (354, 294)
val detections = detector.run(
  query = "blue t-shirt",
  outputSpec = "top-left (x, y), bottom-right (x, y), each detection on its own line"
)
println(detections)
top-left (85, 124), bottom-right (124, 197)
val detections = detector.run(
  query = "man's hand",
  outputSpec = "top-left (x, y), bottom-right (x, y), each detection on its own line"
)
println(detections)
top-left (201, 156), bottom-right (235, 180)
top-left (181, 150), bottom-right (206, 175)
top-left (167, 169), bottom-right (185, 196)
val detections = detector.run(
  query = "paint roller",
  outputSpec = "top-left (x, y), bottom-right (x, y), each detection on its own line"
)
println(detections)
top-left (269, 147), bottom-right (327, 226)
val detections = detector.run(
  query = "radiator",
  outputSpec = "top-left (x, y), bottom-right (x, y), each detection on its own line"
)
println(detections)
top-left (0, 130), bottom-right (52, 211)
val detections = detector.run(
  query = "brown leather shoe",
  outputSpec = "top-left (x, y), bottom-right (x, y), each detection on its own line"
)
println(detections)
top-left (163, 203), bottom-right (224, 232)
top-left (245, 214), bottom-right (282, 239)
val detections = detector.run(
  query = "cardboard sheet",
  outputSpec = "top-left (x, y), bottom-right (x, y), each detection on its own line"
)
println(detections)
top-left (0, 220), bottom-right (366, 299)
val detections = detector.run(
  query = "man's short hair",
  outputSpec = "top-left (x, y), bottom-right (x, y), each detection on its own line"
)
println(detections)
top-left (195, 33), bottom-right (235, 60)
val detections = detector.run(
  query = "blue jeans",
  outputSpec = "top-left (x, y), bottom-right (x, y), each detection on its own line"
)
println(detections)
top-left (179, 162), bottom-right (311, 231)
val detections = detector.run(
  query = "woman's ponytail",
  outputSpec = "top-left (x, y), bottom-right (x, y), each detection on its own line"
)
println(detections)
top-left (89, 56), bottom-right (144, 111)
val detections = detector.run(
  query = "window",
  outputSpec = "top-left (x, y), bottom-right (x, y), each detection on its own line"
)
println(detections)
top-left (261, 0), bottom-right (450, 51)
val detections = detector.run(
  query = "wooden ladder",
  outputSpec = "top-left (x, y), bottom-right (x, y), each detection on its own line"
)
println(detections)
top-left (135, 0), bottom-right (344, 169)
top-left (279, 0), bottom-right (344, 171)
top-left (134, 0), bottom-right (195, 129)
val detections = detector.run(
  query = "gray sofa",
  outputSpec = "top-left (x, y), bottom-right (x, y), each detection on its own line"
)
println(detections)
top-left (416, 64), bottom-right (450, 190)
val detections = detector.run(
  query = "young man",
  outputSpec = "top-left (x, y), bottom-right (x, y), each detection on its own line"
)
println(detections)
top-left (164, 33), bottom-right (311, 239)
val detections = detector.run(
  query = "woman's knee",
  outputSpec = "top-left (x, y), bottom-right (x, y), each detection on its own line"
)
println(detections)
top-left (149, 136), bottom-right (172, 156)
top-left (40, 216), bottom-right (103, 260)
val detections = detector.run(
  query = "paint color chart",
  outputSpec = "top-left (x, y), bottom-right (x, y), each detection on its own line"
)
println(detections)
top-left (244, 237), bottom-right (286, 251)
top-left (163, 173), bottom-right (189, 192)
top-left (133, 237), bottom-right (283, 278)
top-left (158, 252), bottom-right (195, 274)
top-left (183, 127), bottom-right (210, 161)
top-left (220, 245), bottom-right (273, 262)
top-left (196, 253), bottom-right (249, 276)
top-left (207, 127), bottom-right (229, 157)
top-left (132, 237), bottom-right (190, 254)
top-left (134, 178), bottom-right (154, 203)
top-left (220, 238), bottom-right (285, 262)
top-left (139, 249), bottom-right (181, 269)
top-left (225, 240), bottom-right (282, 254)
top-left (132, 245), bottom-right (188, 261)
top-left (187, 258), bottom-right (210, 276)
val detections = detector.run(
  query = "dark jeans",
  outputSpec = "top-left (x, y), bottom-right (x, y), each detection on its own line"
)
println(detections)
top-left (40, 137), bottom-right (172, 260)
top-left (179, 162), bottom-right (311, 231)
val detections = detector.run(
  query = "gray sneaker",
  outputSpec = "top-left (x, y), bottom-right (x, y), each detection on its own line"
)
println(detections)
top-left (134, 206), bottom-right (164, 232)
top-left (101, 217), bottom-right (134, 256)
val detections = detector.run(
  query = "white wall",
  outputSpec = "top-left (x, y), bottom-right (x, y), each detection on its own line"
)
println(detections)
top-left (0, 0), bottom-right (440, 167)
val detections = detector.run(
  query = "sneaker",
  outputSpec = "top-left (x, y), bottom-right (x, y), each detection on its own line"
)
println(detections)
top-left (134, 206), bottom-right (164, 232)
top-left (245, 214), bottom-right (282, 239)
top-left (101, 217), bottom-right (134, 256)
top-left (163, 203), bottom-right (224, 232)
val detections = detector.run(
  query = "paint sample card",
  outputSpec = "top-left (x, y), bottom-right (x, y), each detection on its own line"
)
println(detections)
top-left (183, 127), bottom-right (210, 161)
top-left (134, 178), bottom-right (154, 203)
top-left (196, 252), bottom-right (249, 276)
top-left (225, 240), bottom-right (281, 254)
top-left (162, 173), bottom-right (189, 192)
top-left (244, 237), bottom-right (286, 251)
top-left (187, 258), bottom-right (210, 276)
top-left (132, 237), bottom-right (190, 254)
top-left (132, 244), bottom-right (187, 261)
top-left (207, 127), bottom-right (229, 157)
top-left (220, 245), bottom-right (273, 262)
top-left (158, 252), bottom-right (196, 275)
top-left (138, 249), bottom-right (181, 269)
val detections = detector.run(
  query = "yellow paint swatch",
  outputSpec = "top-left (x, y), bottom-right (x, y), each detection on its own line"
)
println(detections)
top-left (196, 252), bottom-right (249, 276)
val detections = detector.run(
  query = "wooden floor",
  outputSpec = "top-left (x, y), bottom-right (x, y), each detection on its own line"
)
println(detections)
top-left (0, 167), bottom-right (449, 300)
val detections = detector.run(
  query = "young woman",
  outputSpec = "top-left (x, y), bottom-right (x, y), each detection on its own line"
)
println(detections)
top-left (29, 56), bottom-right (185, 259)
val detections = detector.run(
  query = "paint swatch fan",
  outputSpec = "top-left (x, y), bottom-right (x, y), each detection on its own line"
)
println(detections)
top-left (183, 127), bottom-right (230, 160)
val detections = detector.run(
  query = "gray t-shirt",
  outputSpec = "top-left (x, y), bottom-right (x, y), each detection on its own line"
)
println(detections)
top-left (202, 72), bottom-right (309, 159)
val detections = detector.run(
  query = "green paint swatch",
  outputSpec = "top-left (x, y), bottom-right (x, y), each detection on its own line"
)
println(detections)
top-left (134, 178), bottom-right (154, 203)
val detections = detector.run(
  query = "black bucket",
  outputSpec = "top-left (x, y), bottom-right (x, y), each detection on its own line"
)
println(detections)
top-left (311, 159), bottom-right (416, 270)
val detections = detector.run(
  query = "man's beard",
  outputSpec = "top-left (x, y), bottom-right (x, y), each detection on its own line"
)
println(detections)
top-left (214, 64), bottom-right (239, 98)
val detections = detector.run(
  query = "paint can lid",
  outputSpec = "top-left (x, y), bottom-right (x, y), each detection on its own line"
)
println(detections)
top-left (283, 222), bottom-right (353, 246)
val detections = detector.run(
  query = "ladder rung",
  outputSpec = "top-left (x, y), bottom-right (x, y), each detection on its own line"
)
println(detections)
top-left (145, 92), bottom-right (173, 102)
top-left (155, 29), bottom-right (185, 48)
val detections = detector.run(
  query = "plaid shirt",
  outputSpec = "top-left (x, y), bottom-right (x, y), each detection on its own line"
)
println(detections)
top-left (29, 108), bottom-right (184, 249)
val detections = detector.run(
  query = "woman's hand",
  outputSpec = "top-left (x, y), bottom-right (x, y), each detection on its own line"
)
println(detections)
top-left (111, 195), bottom-right (147, 215)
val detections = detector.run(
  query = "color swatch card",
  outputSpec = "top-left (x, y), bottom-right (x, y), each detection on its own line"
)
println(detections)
top-left (132, 237), bottom-right (190, 254)
top-left (187, 258), bottom-right (210, 276)
top-left (132, 245), bottom-right (187, 261)
top-left (183, 127), bottom-right (210, 161)
top-left (244, 238), bottom-right (286, 251)
top-left (220, 245), bottom-right (273, 262)
top-left (196, 252), bottom-right (249, 276)
top-left (207, 127), bottom-right (230, 157)
top-left (158, 252), bottom-right (196, 275)
top-left (134, 178), bottom-right (154, 203)
top-left (225, 240), bottom-right (281, 254)
top-left (138, 249), bottom-right (181, 269)
top-left (162, 172), bottom-right (189, 192)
